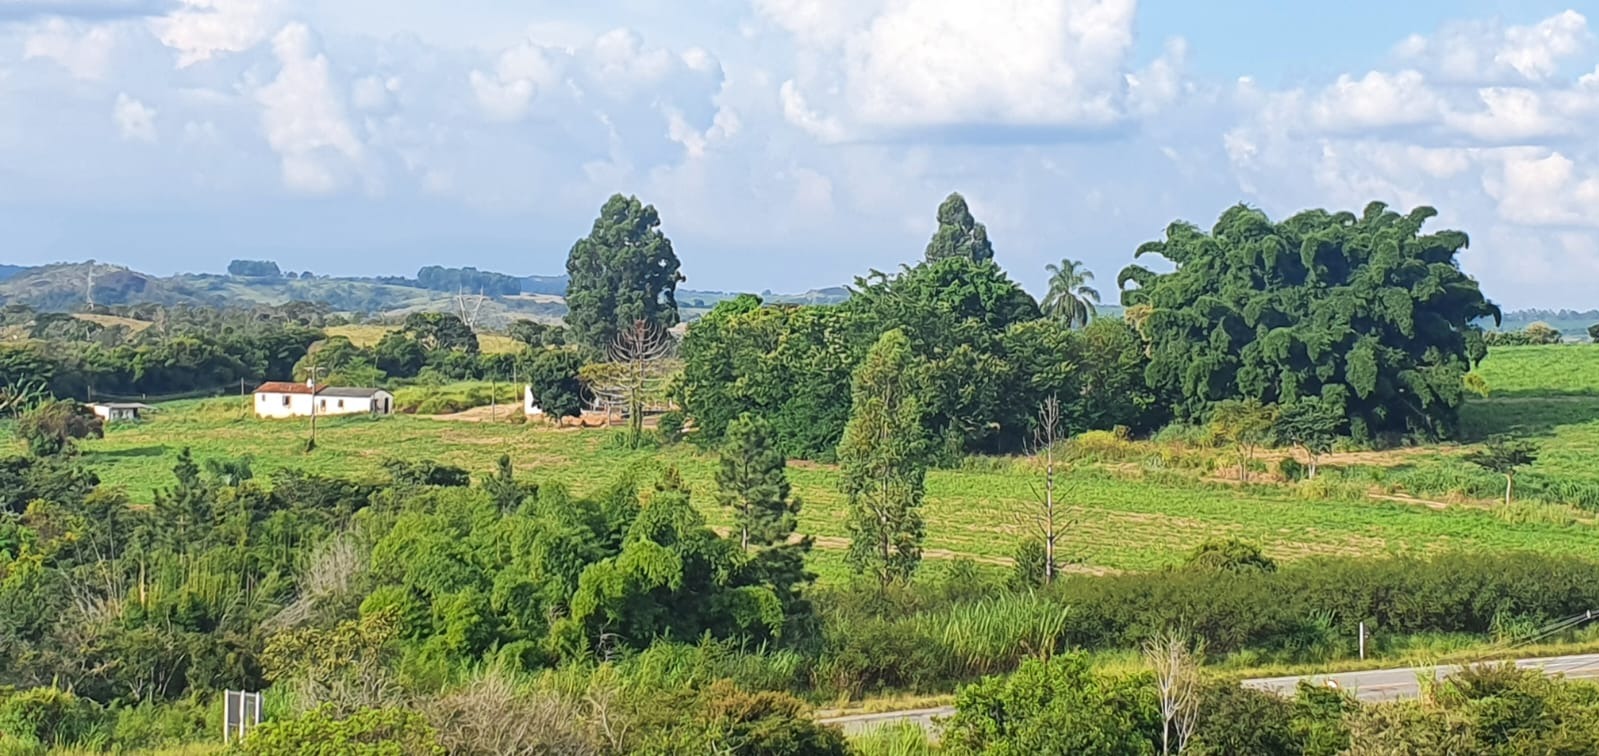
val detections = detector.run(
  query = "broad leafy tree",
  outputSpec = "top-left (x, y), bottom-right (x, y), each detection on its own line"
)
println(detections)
top-left (401, 312), bottom-right (479, 354)
top-left (521, 348), bottom-right (584, 422)
top-left (1465, 437), bottom-right (1539, 505)
top-left (1588, 323), bottom-right (1599, 343)
top-left (715, 413), bottom-right (800, 551)
top-left (16, 400), bottom-right (103, 457)
top-left (1275, 398), bottom-right (1344, 479)
top-left (565, 194), bottom-right (684, 353)
top-left (1120, 202), bottom-right (1500, 440)
top-left (1209, 399), bottom-right (1278, 483)
top-left (839, 329), bottom-right (929, 585)
top-left (1042, 258), bottom-right (1101, 328)
top-left (924, 192), bottom-right (995, 263)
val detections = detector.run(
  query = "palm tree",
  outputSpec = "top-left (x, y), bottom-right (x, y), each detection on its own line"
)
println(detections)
top-left (1042, 258), bottom-right (1101, 328)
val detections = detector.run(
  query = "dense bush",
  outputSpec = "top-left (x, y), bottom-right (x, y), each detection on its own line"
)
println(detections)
top-left (241, 705), bottom-right (443, 756)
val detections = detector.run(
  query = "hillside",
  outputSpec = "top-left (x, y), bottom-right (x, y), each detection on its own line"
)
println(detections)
top-left (0, 262), bottom-right (857, 328)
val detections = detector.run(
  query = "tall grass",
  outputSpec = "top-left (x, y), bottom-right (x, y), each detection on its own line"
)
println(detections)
top-left (849, 722), bottom-right (941, 756)
top-left (914, 594), bottom-right (1069, 678)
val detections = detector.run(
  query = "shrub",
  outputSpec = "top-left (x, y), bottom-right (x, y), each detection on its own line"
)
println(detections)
top-left (241, 705), bottom-right (443, 756)
top-left (657, 410), bottom-right (685, 444)
top-left (1277, 456), bottom-right (1307, 482)
top-left (0, 687), bottom-right (104, 749)
top-left (422, 674), bottom-right (599, 756)
top-left (1184, 538), bottom-right (1276, 573)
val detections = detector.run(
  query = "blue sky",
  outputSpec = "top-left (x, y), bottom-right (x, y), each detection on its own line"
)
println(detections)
top-left (2, 0), bottom-right (1598, 309)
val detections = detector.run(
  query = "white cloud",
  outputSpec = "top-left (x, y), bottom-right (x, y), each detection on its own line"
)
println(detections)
top-left (253, 23), bottom-right (366, 194)
top-left (1485, 149), bottom-right (1599, 227)
top-left (767, 0), bottom-right (1148, 137)
top-left (23, 18), bottom-right (117, 79)
top-left (1310, 70), bottom-right (1442, 132)
top-left (1396, 10), bottom-right (1592, 83)
top-left (150, 0), bottom-right (282, 67)
top-left (113, 92), bottom-right (156, 142)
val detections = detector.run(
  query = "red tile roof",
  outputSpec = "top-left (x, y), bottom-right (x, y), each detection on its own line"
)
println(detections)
top-left (254, 381), bottom-right (316, 395)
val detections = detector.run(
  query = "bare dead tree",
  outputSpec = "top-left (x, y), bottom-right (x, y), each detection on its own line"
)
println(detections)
top-left (1145, 629), bottom-right (1205, 756)
top-left (1015, 395), bottom-right (1070, 585)
top-left (590, 319), bottom-right (677, 448)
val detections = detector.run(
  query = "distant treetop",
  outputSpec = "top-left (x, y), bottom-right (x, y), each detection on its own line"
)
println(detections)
top-left (925, 192), bottom-right (995, 264)
top-left (227, 260), bottom-right (282, 278)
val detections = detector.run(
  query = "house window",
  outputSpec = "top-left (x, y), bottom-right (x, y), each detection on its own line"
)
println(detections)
top-left (337, 400), bottom-right (345, 409)
top-left (258, 394), bottom-right (265, 403)
top-left (282, 395), bottom-right (290, 407)
top-left (319, 399), bottom-right (326, 409)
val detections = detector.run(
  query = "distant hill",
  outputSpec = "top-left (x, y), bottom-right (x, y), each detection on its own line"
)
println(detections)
top-left (1492, 309), bottom-right (1598, 339)
top-left (0, 264), bottom-right (29, 282)
top-left (520, 275), bottom-right (568, 296)
top-left (0, 262), bottom-right (850, 330)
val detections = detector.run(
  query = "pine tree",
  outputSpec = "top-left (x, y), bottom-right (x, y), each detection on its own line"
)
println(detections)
top-left (839, 329), bottom-right (929, 585)
top-left (716, 413), bottom-right (800, 551)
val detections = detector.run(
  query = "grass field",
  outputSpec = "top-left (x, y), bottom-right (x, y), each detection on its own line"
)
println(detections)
top-left (25, 343), bottom-right (1597, 581)
top-left (1462, 344), bottom-right (1599, 484)
top-left (325, 324), bottom-right (522, 355)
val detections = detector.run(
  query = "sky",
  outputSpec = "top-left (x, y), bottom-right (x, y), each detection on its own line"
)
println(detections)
top-left (2, 0), bottom-right (1598, 309)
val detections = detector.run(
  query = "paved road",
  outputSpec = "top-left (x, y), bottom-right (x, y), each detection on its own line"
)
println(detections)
top-left (820, 653), bottom-right (1599, 737)
top-left (1243, 653), bottom-right (1599, 701)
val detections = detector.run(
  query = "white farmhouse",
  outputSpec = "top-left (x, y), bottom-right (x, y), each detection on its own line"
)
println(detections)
top-left (253, 381), bottom-right (394, 419)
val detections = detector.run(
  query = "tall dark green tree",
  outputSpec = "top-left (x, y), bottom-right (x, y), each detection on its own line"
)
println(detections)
top-left (925, 192), bottom-right (995, 263)
top-left (839, 329), bottom-right (929, 585)
top-left (1120, 202), bottom-right (1500, 440)
top-left (565, 194), bottom-right (684, 353)
top-left (401, 312), bottom-right (479, 354)
top-left (715, 413), bottom-right (800, 551)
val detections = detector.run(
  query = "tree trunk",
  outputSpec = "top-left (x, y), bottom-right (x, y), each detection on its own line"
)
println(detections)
top-left (1044, 449), bottom-right (1055, 584)
top-left (1307, 450), bottom-right (1318, 480)
top-left (1505, 473), bottom-right (1514, 507)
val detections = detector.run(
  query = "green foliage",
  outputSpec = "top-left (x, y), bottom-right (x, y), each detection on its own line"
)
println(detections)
top-left (565, 194), bottom-right (683, 353)
top-left (401, 312), bottom-right (478, 354)
top-left (1208, 399), bottom-right (1278, 482)
top-left (414, 265), bottom-right (520, 296)
top-left (1464, 436), bottom-right (1540, 505)
top-left (942, 653), bottom-right (1159, 755)
top-left (716, 413), bottom-right (800, 550)
top-left (1590, 323), bottom-right (1599, 343)
top-left (0, 687), bottom-right (104, 749)
top-left (924, 192), bottom-right (995, 263)
top-left (840, 330), bottom-right (929, 585)
top-left (1042, 257), bottom-right (1101, 328)
top-left (241, 704), bottom-right (443, 756)
top-left (521, 348), bottom-right (584, 420)
top-left (14, 399), bottom-right (103, 457)
top-left (382, 458), bottom-right (470, 488)
top-left (1275, 397), bottom-right (1343, 478)
top-left (228, 259), bottom-right (282, 278)
top-left (1183, 538), bottom-right (1276, 573)
top-left (1483, 321), bottom-right (1563, 345)
top-left (1122, 202), bottom-right (1500, 440)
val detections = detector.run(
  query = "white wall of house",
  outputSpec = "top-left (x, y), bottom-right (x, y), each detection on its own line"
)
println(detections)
top-left (254, 391), bottom-right (394, 418)
top-left (524, 386), bottom-right (544, 417)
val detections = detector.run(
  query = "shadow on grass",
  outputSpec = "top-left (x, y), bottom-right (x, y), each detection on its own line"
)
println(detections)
top-left (1460, 395), bottom-right (1599, 440)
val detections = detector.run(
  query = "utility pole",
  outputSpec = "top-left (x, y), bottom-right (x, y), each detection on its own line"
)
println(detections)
top-left (306, 365), bottom-right (327, 452)
top-left (1359, 621), bottom-right (1367, 660)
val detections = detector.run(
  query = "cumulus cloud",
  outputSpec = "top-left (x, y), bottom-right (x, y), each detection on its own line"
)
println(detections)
top-left (1396, 10), bottom-right (1592, 83)
top-left (112, 92), bottom-right (156, 141)
top-left (1484, 149), bottom-right (1599, 227)
top-left (764, 0), bottom-right (1157, 139)
top-left (149, 0), bottom-right (282, 67)
top-left (253, 23), bottom-right (366, 194)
